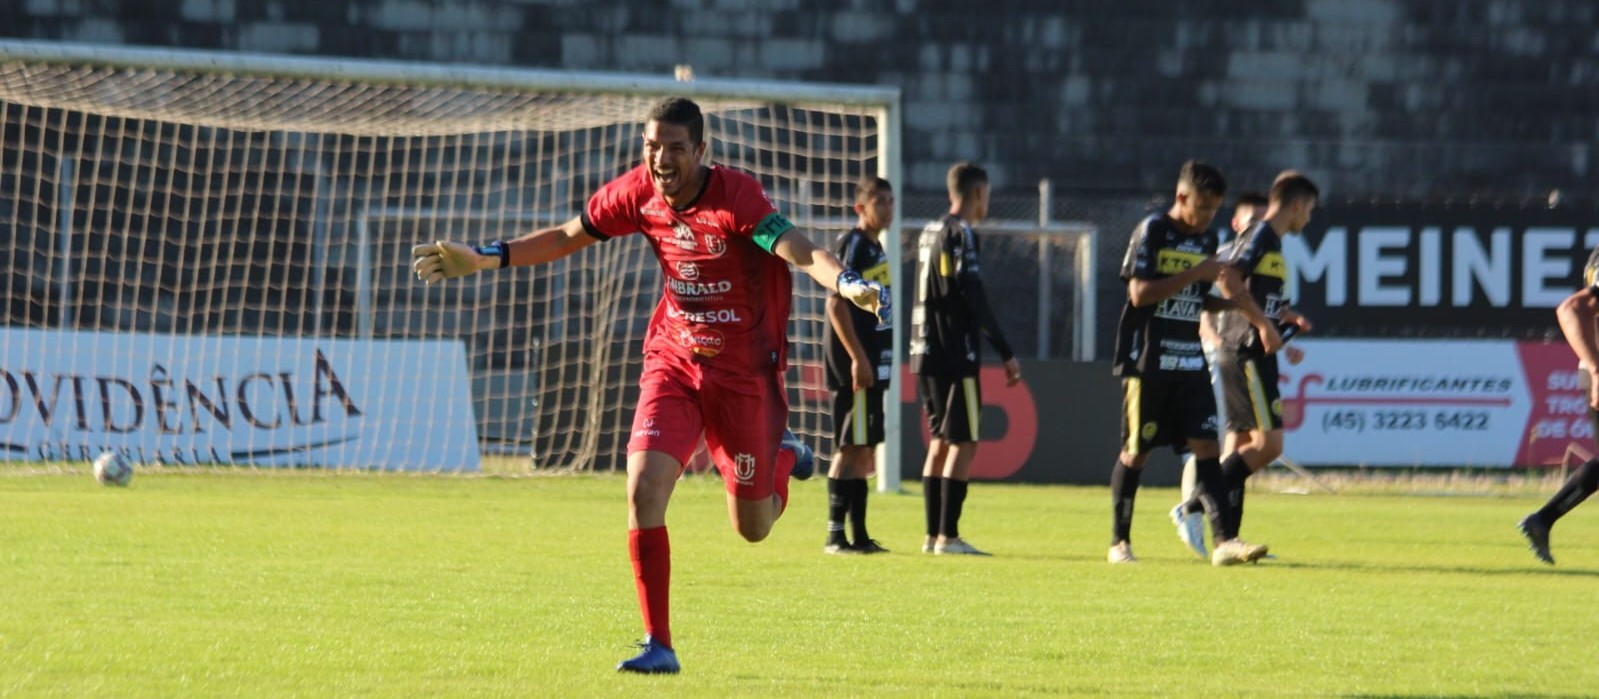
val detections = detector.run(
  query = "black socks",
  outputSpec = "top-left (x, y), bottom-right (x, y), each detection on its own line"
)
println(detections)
top-left (1110, 462), bottom-right (1143, 543)
top-left (1537, 458), bottom-right (1599, 524)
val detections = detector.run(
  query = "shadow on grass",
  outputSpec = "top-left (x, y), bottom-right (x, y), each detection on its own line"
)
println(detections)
top-left (1345, 694), bottom-right (1596, 699)
top-left (1266, 559), bottom-right (1599, 578)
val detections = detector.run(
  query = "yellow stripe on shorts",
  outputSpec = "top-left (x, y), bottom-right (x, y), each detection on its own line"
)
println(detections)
top-left (853, 389), bottom-right (867, 445)
top-left (962, 377), bottom-right (980, 438)
top-left (1244, 359), bottom-right (1271, 431)
top-left (1125, 377), bottom-right (1142, 454)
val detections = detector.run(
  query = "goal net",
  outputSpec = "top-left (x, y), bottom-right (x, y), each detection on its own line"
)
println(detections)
top-left (0, 41), bottom-right (899, 473)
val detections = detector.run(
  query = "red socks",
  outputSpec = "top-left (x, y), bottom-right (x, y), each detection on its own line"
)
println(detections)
top-left (628, 526), bottom-right (671, 649)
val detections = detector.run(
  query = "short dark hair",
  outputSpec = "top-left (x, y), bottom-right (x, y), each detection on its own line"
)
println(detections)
top-left (1234, 192), bottom-right (1268, 209)
top-left (855, 176), bottom-right (892, 204)
top-left (1270, 171), bottom-right (1320, 205)
top-left (947, 162), bottom-right (987, 198)
top-left (1177, 160), bottom-right (1227, 197)
top-left (647, 97), bottom-right (704, 144)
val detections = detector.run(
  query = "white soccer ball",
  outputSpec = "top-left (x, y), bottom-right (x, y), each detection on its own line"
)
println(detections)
top-left (92, 451), bottom-right (133, 487)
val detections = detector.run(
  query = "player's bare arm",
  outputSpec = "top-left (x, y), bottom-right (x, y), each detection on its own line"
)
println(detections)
top-left (411, 217), bottom-right (598, 283)
top-left (1216, 265), bottom-right (1284, 353)
top-left (1127, 256), bottom-right (1222, 307)
top-left (1279, 306), bottom-right (1312, 332)
top-left (773, 231), bottom-right (886, 318)
top-left (826, 293), bottom-right (875, 390)
top-left (1279, 305), bottom-right (1311, 365)
top-left (1557, 287), bottom-right (1599, 408)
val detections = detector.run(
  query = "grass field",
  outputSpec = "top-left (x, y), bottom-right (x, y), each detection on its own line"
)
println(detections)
top-left (2, 468), bottom-right (1596, 698)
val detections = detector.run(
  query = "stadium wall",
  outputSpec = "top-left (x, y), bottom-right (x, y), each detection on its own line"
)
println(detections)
top-left (0, 0), bottom-right (1592, 201)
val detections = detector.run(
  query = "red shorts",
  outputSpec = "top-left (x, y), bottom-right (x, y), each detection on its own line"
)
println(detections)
top-left (627, 350), bottom-right (789, 500)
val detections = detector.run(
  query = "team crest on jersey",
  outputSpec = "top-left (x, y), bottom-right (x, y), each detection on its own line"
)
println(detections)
top-left (670, 221), bottom-right (697, 250)
top-left (1271, 398), bottom-right (1283, 416)
top-left (705, 234), bottom-right (727, 257)
top-left (732, 453), bottom-right (756, 484)
top-left (676, 261), bottom-right (700, 280)
top-left (1141, 422), bottom-right (1158, 440)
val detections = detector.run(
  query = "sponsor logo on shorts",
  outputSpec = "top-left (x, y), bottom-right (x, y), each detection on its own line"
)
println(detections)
top-left (675, 261), bottom-right (700, 280)
top-left (1271, 398), bottom-right (1283, 416)
top-left (733, 452), bottom-right (755, 484)
top-left (677, 328), bottom-right (725, 358)
top-left (705, 234), bottom-right (727, 257)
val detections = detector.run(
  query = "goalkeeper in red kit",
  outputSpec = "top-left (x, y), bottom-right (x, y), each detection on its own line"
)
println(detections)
top-left (412, 97), bottom-right (888, 674)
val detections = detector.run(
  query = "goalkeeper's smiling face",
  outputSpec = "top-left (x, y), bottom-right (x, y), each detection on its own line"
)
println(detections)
top-left (643, 120), bottom-right (707, 203)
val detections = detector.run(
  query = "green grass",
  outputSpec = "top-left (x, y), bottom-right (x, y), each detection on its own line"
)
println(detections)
top-left (1, 469), bottom-right (1596, 698)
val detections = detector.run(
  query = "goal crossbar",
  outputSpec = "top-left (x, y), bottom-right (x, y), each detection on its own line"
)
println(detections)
top-left (0, 39), bottom-right (906, 487)
top-left (0, 39), bottom-right (898, 135)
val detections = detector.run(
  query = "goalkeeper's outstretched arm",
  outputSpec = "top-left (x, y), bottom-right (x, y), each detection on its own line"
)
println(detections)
top-left (412, 217), bottom-right (599, 283)
top-left (772, 230), bottom-right (889, 322)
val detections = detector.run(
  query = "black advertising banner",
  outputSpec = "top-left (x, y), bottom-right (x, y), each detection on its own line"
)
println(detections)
top-left (1282, 202), bottom-right (1599, 337)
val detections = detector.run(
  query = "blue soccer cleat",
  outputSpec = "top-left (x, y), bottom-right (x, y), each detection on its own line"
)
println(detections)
top-left (781, 429), bottom-right (816, 481)
top-left (617, 636), bottom-right (680, 674)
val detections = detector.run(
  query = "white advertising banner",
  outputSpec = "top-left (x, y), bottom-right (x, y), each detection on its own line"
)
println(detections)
top-left (1280, 339), bottom-right (1530, 468)
top-left (0, 329), bottom-right (480, 471)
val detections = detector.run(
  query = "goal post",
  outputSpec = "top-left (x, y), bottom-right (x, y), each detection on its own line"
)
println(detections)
top-left (0, 39), bottom-right (902, 477)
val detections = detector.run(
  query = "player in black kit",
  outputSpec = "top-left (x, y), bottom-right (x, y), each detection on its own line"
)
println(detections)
top-left (1204, 171), bottom-right (1317, 565)
top-left (822, 176), bottom-right (896, 555)
top-left (1518, 242), bottom-right (1599, 564)
top-left (1172, 191), bottom-right (1269, 557)
top-left (1108, 160), bottom-right (1261, 564)
top-left (910, 162), bottom-right (1023, 556)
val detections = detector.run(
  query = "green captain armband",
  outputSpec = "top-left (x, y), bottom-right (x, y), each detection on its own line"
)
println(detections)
top-left (750, 212), bottom-right (794, 253)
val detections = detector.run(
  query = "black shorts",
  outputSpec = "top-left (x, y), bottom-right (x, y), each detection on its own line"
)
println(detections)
top-left (1120, 374), bottom-right (1218, 455)
top-left (1216, 351), bottom-right (1283, 432)
top-left (831, 385), bottom-right (886, 447)
top-left (918, 373), bottom-right (981, 443)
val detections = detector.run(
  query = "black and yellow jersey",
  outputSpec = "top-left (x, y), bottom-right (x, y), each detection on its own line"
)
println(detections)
top-left (1112, 214), bottom-right (1218, 378)
top-left (1584, 244), bottom-right (1599, 292)
top-left (824, 228), bottom-right (893, 390)
top-left (909, 214), bottom-right (1015, 377)
top-left (1215, 220), bottom-right (1289, 356)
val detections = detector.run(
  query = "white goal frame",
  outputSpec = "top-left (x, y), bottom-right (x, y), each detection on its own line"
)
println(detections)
top-left (0, 39), bottom-right (905, 486)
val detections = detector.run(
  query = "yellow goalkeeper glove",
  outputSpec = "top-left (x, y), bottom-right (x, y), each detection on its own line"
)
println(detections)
top-left (836, 270), bottom-right (890, 325)
top-left (411, 240), bottom-right (499, 283)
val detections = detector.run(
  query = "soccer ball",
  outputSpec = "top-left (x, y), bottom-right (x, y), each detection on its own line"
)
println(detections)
top-left (92, 451), bottom-right (133, 487)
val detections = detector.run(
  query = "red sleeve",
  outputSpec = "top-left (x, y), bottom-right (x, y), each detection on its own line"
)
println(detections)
top-left (725, 170), bottom-right (780, 237)
top-left (581, 167), bottom-right (646, 240)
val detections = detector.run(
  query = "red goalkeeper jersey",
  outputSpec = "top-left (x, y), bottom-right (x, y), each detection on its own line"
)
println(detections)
top-left (582, 164), bottom-right (795, 372)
